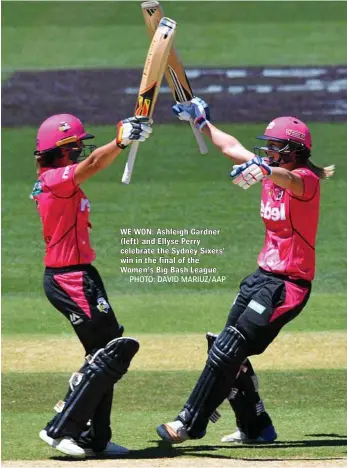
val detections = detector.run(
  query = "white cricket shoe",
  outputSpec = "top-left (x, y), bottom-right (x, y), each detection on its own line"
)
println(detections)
top-left (157, 420), bottom-right (191, 444)
top-left (39, 429), bottom-right (86, 457)
top-left (221, 428), bottom-right (246, 443)
top-left (84, 441), bottom-right (129, 457)
top-left (221, 425), bottom-right (277, 444)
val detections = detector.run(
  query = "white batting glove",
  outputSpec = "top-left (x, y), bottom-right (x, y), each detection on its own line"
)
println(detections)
top-left (230, 156), bottom-right (272, 190)
top-left (116, 116), bottom-right (153, 149)
top-left (172, 96), bottom-right (210, 131)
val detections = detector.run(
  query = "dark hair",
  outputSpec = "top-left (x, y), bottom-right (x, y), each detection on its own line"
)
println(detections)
top-left (296, 148), bottom-right (335, 179)
top-left (35, 147), bottom-right (63, 166)
top-left (34, 147), bottom-right (64, 175)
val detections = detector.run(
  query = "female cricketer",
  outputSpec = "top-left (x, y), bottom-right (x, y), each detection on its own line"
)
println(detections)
top-left (157, 97), bottom-right (335, 444)
top-left (32, 113), bottom-right (152, 457)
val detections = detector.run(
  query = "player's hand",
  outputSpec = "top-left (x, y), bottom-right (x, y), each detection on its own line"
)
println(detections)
top-left (172, 97), bottom-right (210, 131)
top-left (230, 156), bottom-right (272, 189)
top-left (116, 116), bottom-right (153, 149)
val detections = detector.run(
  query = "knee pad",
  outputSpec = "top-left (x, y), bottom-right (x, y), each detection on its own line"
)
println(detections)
top-left (47, 337), bottom-right (139, 439)
top-left (90, 336), bottom-right (139, 383)
top-left (208, 326), bottom-right (247, 372)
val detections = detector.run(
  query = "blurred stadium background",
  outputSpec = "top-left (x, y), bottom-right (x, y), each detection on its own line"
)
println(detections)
top-left (2, 1), bottom-right (347, 462)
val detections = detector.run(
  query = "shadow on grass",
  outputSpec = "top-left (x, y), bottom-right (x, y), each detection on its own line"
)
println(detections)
top-left (51, 437), bottom-right (347, 461)
top-left (307, 433), bottom-right (347, 438)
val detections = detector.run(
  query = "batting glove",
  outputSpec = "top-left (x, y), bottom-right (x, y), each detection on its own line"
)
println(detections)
top-left (172, 96), bottom-right (210, 131)
top-left (116, 116), bottom-right (153, 149)
top-left (230, 156), bottom-right (272, 190)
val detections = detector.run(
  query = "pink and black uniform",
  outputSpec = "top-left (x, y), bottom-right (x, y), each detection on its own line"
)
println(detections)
top-left (226, 167), bottom-right (319, 355)
top-left (32, 164), bottom-right (122, 355)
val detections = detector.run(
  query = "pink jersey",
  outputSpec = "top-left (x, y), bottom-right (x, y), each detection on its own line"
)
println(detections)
top-left (258, 167), bottom-right (320, 282)
top-left (31, 165), bottom-right (96, 267)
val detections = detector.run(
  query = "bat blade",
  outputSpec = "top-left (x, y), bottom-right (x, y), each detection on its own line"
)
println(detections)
top-left (141, 1), bottom-right (208, 155)
top-left (121, 16), bottom-right (176, 184)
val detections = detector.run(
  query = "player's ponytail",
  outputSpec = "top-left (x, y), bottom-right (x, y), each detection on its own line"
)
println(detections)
top-left (297, 149), bottom-right (335, 180)
top-left (306, 160), bottom-right (335, 179)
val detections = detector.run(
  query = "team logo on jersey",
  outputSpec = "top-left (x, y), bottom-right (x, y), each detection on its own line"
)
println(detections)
top-left (268, 188), bottom-right (284, 200)
top-left (58, 121), bottom-right (71, 132)
top-left (274, 187), bottom-right (284, 200)
top-left (97, 297), bottom-right (110, 314)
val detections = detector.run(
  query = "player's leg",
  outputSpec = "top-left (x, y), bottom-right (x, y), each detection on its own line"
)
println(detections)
top-left (206, 333), bottom-right (276, 443)
top-left (157, 324), bottom-right (248, 442)
top-left (40, 336), bottom-right (139, 451)
top-left (222, 360), bottom-right (276, 443)
top-left (157, 270), bottom-right (310, 444)
top-left (156, 283), bottom-right (254, 443)
top-left (227, 273), bottom-right (311, 441)
top-left (83, 265), bottom-right (123, 349)
top-left (78, 265), bottom-right (129, 455)
top-left (44, 267), bottom-right (123, 353)
top-left (237, 274), bottom-right (311, 357)
top-left (41, 268), bottom-right (135, 456)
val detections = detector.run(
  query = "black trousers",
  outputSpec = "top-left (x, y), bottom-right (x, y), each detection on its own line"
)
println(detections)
top-left (44, 264), bottom-right (121, 355)
top-left (226, 268), bottom-right (311, 356)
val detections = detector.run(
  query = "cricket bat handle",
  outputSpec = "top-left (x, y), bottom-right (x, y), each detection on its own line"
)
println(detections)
top-left (122, 142), bottom-right (139, 184)
top-left (190, 122), bottom-right (208, 154)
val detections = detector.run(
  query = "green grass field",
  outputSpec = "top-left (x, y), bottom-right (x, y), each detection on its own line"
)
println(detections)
top-left (2, 1), bottom-right (347, 463)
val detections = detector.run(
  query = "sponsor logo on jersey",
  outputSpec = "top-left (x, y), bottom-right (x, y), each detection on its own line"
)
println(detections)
top-left (286, 128), bottom-right (306, 140)
top-left (260, 201), bottom-right (286, 221)
top-left (69, 312), bottom-right (83, 325)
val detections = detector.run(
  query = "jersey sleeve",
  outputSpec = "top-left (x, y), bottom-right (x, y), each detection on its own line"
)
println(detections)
top-left (40, 165), bottom-right (78, 197)
top-left (290, 168), bottom-right (319, 201)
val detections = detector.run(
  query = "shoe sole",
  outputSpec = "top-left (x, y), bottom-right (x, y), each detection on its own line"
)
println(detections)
top-left (85, 451), bottom-right (129, 457)
top-left (39, 430), bottom-right (86, 457)
top-left (221, 436), bottom-right (276, 444)
top-left (85, 449), bottom-right (129, 458)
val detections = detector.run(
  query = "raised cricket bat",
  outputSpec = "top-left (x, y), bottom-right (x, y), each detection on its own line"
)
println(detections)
top-left (141, 1), bottom-right (208, 155)
top-left (121, 17), bottom-right (176, 184)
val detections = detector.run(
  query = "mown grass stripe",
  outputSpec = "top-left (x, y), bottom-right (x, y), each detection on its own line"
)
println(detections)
top-left (2, 332), bottom-right (346, 373)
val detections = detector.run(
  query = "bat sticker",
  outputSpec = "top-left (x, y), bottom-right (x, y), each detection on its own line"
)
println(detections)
top-left (135, 82), bottom-right (157, 116)
top-left (168, 66), bottom-right (193, 102)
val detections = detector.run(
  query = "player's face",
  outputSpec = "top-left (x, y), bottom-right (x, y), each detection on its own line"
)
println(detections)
top-left (266, 141), bottom-right (282, 162)
top-left (266, 141), bottom-right (296, 170)
top-left (60, 141), bottom-right (84, 164)
top-left (263, 141), bottom-right (283, 166)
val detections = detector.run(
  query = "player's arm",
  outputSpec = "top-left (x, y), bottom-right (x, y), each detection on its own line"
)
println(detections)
top-left (75, 117), bottom-right (152, 185)
top-left (172, 97), bottom-right (253, 164)
top-left (202, 122), bottom-right (255, 164)
top-left (230, 157), bottom-right (305, 195)
top-left (268, 167), bottom-right (304, 196)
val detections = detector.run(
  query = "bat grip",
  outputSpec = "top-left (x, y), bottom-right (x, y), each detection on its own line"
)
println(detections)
top-left (121, 141), bottom-right (139, 184)
top-left (189, 122), bottom-right (208, 154)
